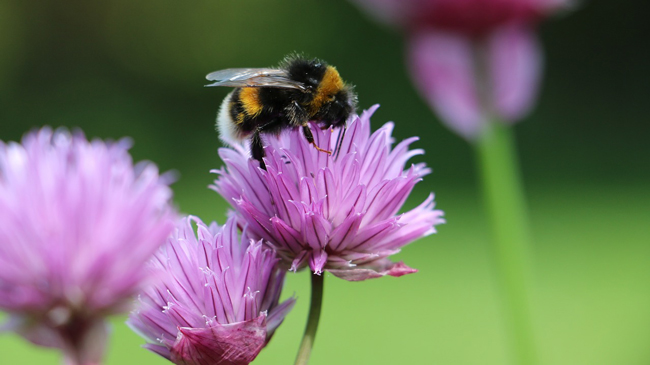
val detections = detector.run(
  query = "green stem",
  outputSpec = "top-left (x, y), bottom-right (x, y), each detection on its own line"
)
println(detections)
top-left (476, 121), bottom-right (537, 365)
top-left (294, 273), bottom-right (324, 365)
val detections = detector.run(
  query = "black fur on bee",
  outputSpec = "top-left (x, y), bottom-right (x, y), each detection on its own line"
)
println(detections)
top-left (207, 55), bottom-right (357, 168)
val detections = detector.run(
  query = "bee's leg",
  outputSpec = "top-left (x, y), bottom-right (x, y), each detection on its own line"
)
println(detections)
top-left (302, 125), bottom-right (332, 155)
top-left (333, 125), bottom-right (347, 159)
top-left (290, 101), bottom-right (310, 125)
top-left (251, 131), bottom-right (266, 170)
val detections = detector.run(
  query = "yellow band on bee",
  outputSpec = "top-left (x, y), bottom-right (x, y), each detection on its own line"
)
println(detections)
top-left (240, 87), bottom-right (264, 118)
top-left (309, 66), bottom-right (344, 115)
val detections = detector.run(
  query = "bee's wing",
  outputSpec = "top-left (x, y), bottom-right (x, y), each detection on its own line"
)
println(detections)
top-left (205, 68), bottom-right (307, 90)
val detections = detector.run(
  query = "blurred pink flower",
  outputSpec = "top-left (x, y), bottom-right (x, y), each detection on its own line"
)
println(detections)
top-left (0, 128), bottom-right (176, 364)
top-left (211, 105), bottom-right (444, 281)
top-left (128, 216), bottom-right (294, 365)
top-left (350, 0), bottom-right (571, 139)
top-left (350, 0), bottom-right (566, 34)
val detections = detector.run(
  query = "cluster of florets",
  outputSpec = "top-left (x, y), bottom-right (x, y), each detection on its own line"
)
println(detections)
top-left (0, 128), bottom-right (176, 364)
top-left (212, 105), bottom-right (444, 281)
top-left (128, 216), bottom-right (295, 365)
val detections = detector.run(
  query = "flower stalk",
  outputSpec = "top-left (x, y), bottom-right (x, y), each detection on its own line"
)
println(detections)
top-left (294, 273), bottom-right (324, 365)
top-left (476, 121), bottom-right (537, 365)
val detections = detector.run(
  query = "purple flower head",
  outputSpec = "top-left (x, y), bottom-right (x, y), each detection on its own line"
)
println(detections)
top-left (349, 0), bottom-right (573, 139)
top-left (212, 105), bottom-right (444, 281)
top-left (0, 127), bottom-right (176, 364)
top-left (128, 216), bottom-right (294, 365)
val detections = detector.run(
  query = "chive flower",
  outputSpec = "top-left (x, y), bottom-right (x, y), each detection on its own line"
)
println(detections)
top-left (212, 105), bottom-right (444, 281)
top-left (0, 127), bottom-right (176, 364)
top-left (349, 0), bottom-right (572, 139)
top-left (128, 216), bottom-right (294, 365)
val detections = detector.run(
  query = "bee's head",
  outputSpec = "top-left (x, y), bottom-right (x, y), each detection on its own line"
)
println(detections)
top-left (314, 84), bottom-right (357, 129)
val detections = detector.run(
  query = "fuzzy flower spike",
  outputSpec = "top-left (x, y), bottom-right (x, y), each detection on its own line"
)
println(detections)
top-left (0, 128), bottom-right (176, 365)
top-left (212, 105), bottom-right (444, 281)
top-left (128, 216), bottom-right (295, 365)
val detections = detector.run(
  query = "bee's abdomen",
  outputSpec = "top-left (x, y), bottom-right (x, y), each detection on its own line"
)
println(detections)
top-left (229, 88), bottom-right (246, 124)
top-left (217, 91), bottom-right (245, 144)
top-left (239, 87), bottom-right (264, 118)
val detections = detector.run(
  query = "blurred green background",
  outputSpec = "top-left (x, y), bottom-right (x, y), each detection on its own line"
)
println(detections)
top-left (1, 0), bottom-right (649, 364)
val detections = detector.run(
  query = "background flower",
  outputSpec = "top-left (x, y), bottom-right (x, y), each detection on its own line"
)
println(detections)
top-left (128, 216), bottom-right (294, 365)
top-left (212, 106), bottom-right (444, 281)
top-left (350, 0), bottom-right (572, 139)
top-left (0, 127), bottom-right (176, 364)
top-left (349, 0), bottom-right (567, 34)
top-left (349, 2), bottom-right (574, 364)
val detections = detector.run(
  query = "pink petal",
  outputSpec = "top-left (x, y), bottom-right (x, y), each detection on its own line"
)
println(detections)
top-left (327, 260), bottom-right (417, 282)
top-left (347, 217), bottom-right (402, 251)
top-left (269, 217), bottom-right (303, 254)
top-left (487, 23), bottom-right (542, 123)
top-left (309, 250), bottom-right (328, 275)
top-left (265, 298), bottom-right (296, 338)
top-left (408, 29), bottom-right (485, 139)
top-left (143, 344), bottom-right (171, 361)
top-left (328, 212), bottom-right (364, 252)
top-left (234, 199), bottom-right (274, 242)
top-left (301, 212), bottom-right (331, 251)
top-left (315, 168), bottom-right (338, 220)
top-left (171, 316), bottom-right (267, 365)
top-left (290, 250), bottom-right (310, 272)
top-left (331, 184), bottom-right (366, 227)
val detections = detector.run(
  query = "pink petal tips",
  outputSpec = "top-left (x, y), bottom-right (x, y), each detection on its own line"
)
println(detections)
top-left (211, 106), bottom-right (445, 281)
top-left (128, 216), bottom-right (294, 365)
top-left (0, 127), bottom-right (177, 364)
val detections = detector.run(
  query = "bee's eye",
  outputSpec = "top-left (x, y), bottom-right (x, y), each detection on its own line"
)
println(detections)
top-left (328, 95), bottom-right (336, 102)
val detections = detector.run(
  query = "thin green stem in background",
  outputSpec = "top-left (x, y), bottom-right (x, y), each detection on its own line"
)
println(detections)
top-left (294, 273), bottom-right (324, 365)
top-left (476, 121), bottom-right (537, 365)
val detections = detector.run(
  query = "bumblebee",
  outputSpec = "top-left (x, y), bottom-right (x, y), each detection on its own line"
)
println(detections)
top-left (206, 55), bottom-right (357, 167)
